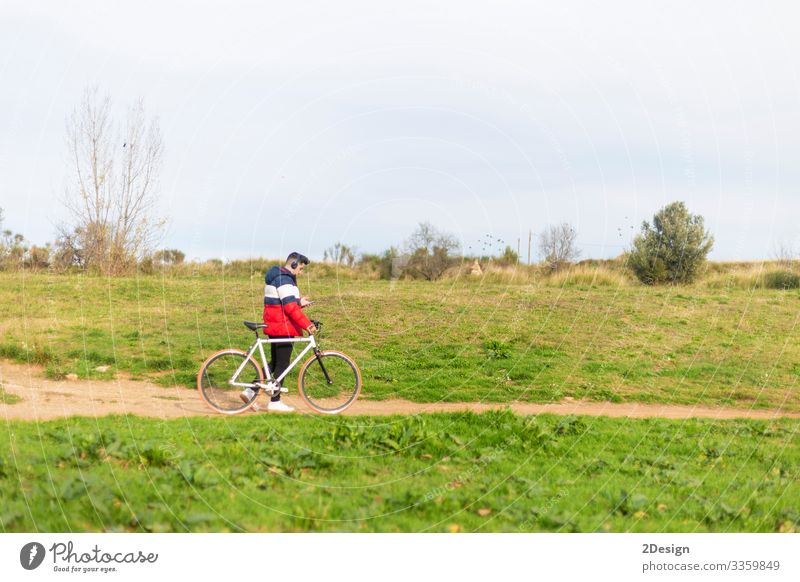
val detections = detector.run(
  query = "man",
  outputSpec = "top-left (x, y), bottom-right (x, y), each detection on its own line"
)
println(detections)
top-left (240, 252), bottom-right (317, 412)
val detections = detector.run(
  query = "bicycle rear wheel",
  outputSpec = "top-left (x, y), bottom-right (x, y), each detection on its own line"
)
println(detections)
top-left (298, 350), bottom-right (361, 414)
top-left (197, 349), bottom-right (263, 414)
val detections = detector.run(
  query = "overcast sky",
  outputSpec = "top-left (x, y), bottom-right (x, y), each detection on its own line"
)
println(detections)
top-left (1, 1), bottom-right (798, 261)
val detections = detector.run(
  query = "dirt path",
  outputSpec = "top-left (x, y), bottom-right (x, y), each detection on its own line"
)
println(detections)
top-left (1, 360), bottom-right (799, 421)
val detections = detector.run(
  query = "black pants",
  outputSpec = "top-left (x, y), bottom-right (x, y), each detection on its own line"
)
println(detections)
top-left (268, 336), bottom-right (293, 402)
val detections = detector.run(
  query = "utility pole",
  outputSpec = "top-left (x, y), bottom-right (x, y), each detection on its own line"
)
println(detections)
top-left (527, 230), bottom-right (532, 265)
top-left (517, 237), bottom-right (520, 263)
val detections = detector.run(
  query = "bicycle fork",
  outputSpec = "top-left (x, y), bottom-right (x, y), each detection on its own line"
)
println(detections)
top-left (314, 347), bottom-right (334, 385)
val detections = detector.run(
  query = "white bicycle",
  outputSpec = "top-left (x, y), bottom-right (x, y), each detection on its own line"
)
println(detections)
top-left (197, 319), bottom-right (361, 415)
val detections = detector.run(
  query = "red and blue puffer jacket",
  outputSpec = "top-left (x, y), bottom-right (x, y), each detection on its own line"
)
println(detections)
top-left (262, 266), bottom-right (312, 337)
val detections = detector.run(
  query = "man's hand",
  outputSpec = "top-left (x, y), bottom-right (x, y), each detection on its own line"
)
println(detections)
top-left (307, 322), bottom-right (318, 335)
top-left (300, 296), bottom-right (313, 307)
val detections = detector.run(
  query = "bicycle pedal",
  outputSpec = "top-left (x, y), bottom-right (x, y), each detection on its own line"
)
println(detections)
top-left (253, 383), bottom-right (287, 394)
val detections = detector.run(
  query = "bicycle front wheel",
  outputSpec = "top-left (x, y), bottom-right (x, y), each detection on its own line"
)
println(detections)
top-left (298, 350), bottom-right (362, 414)
top-left (197, 349), bottom-right (263, 415)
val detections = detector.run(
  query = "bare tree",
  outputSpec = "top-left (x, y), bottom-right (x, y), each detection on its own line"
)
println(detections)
top-left (323, 242), bottom-right (357, 267)
top-left (113, 99), bottom-right (163, 268)
top-left (0, 208), bottom-right (26, 270)
top-left (404, 222), bottom-right (460, 280)
top-left (61, 87), bottom-right (163, 275)
top-left (153, 248), bottom-right (186, 266)
top-left (772, 240), bottom-right (796, 269)
top-left (539, 223), bottom-right (580, 271)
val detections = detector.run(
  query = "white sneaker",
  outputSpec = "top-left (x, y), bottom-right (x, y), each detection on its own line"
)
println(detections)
top-left (240, 387), bottom-right (256, 404)
top-left (267, 400), bottom-right (295, 413)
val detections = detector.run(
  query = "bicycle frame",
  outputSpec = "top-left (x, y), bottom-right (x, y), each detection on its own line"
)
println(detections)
top-left (229, 336), bottom-right (318, 389)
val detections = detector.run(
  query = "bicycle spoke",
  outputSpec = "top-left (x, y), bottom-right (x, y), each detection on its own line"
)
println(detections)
top-left (198, 351), bottom-right (261, 414)
top-left (300, 352), bottom-right (360, 414)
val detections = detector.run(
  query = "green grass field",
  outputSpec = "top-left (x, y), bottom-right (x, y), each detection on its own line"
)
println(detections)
top-left (0, 271), bottom-right (798, 410)
top-left (1, 412), bottom-right (797, 532)
top-left (1, 270), bottom-right (799, 533)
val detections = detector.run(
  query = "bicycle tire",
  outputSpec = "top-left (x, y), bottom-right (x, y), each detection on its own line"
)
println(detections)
top-left (298, 350), bottom-right (362, 414)
top-left (197, 349), bottom-right (264, 415)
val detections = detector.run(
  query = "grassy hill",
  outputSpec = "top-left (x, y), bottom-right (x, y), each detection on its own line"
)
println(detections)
top-left (1, 269), bottom-right (798, 533)
top-left (0, 270), bottom-right (798, 410)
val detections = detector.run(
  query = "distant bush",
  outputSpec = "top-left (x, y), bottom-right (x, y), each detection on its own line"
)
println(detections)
top-left (495, 245), bottom-right (519, 267)
top-left (137, 256), bottom-right (155, 274)
top-left (357, 253), bottom-right (381, 274)
top-left (763, 270), bottom-right (800, 290)
top-left (153, 249), bottom-right (186, 266)
top-left (0, 210), bottom-right (26, 271)
top-left (628, 201), bottom-right (714, 285)
top-left (358, 247), bottom-right (398, 280)
top-left (403, 222), bottom-right (460, 281)
top-left (0, 209), bottom-right (51, 271)
top-left (23, 245), bottom-right (51, 270)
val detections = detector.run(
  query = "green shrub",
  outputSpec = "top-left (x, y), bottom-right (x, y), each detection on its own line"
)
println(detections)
top-left (763, 270), bottom-right (800, 290)
top-left (358, 248), bottom-right (397, 280)
top-left (628, 201), bottom-right (714, 285)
